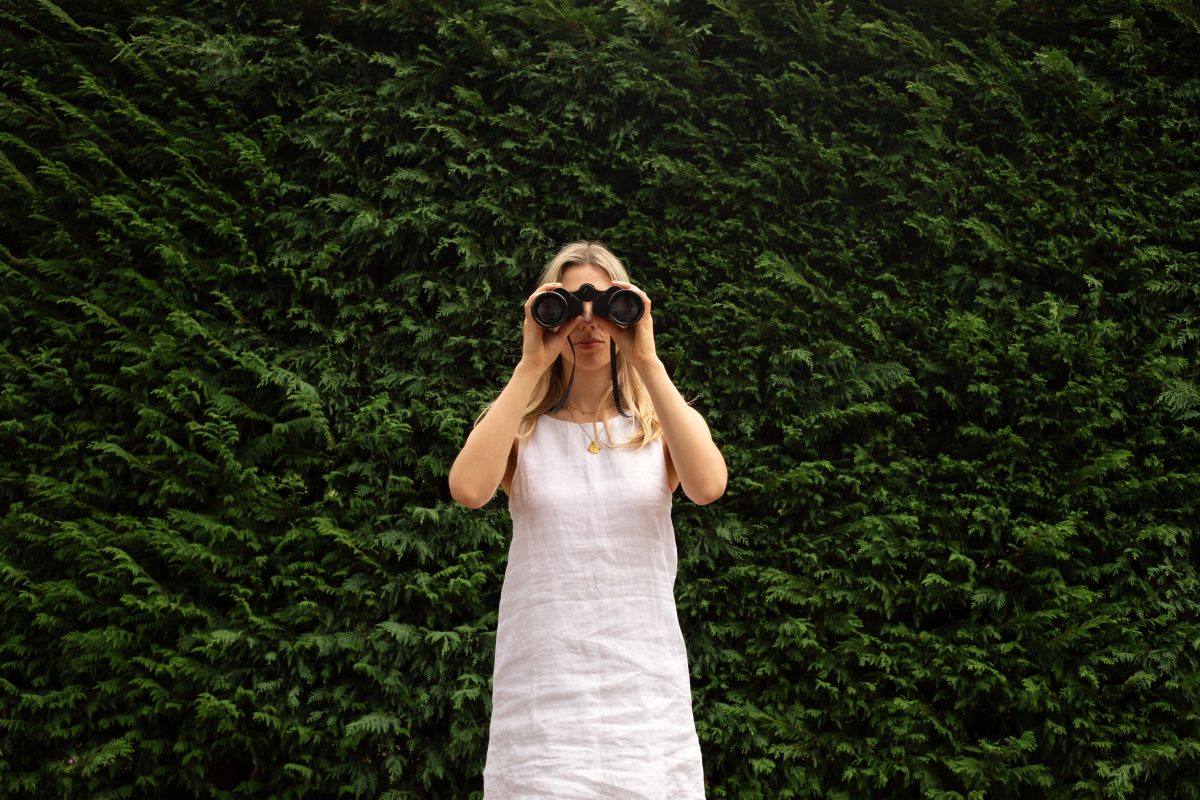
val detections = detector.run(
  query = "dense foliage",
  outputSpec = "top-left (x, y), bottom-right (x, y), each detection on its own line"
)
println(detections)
top-left (2, 0), bottom-right (1198, 797)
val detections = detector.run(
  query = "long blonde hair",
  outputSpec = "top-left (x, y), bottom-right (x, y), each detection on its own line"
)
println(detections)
top-left (490, 241), bottom-right (663, 449)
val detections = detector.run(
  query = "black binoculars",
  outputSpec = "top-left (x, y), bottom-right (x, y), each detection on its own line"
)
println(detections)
top-left (531, 283), bottom-right (645, 329)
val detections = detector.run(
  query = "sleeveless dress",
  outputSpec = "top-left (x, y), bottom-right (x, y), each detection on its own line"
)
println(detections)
top-left (484, 414), bottom-right (705, 799)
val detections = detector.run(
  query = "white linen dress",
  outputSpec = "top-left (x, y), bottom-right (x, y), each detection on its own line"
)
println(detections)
top-left (483, 414), bottom-right (705, 799)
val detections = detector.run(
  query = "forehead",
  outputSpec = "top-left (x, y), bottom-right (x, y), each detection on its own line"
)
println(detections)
top-left (561, 263), bottom-right (612, 291)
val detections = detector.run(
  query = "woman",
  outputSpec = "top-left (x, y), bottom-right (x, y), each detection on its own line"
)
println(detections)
top-left (449, 241), bottom-right (727, 799)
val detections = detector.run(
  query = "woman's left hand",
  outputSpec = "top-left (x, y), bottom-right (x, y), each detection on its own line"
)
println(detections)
top-left (596, 281), bottom-right (658, 369)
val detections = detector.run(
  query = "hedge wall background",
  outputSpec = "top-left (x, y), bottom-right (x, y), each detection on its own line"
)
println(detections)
top-left (2, 0), bottom-right (1199, 797)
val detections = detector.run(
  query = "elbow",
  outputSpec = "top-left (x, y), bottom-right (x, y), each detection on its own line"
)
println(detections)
top-left (688, 487), bottom-right (725, 506)
top-left (448, 476), bottom-right (492, 509)
top-left (686, 475), bottom-right (727, 506)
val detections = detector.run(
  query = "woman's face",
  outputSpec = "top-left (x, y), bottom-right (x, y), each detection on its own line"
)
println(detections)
top-left (559, 263), bottom-right (615, 369)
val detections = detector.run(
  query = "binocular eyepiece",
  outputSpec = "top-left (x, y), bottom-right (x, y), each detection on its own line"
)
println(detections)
top-left (531, 283), bottom-right (645, 329)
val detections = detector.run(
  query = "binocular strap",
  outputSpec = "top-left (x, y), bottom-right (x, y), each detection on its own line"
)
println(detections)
top-left (611, 339), bottom-right (629, 417)
top-left (548, 339), bottom-right (631, 418)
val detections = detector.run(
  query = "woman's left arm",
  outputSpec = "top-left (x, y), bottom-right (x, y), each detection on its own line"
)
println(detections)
top-left (638, 359), bottom-right (727, 504)
top-left (602, 282), bottom-right (727, 505)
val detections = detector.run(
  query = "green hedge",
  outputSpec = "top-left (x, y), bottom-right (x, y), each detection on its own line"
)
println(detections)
top-left (2, 0), bottom-right (1198, 797)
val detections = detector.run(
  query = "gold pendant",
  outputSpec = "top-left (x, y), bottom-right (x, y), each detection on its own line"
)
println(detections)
top-left (587, 441), bottom-right (601, 454)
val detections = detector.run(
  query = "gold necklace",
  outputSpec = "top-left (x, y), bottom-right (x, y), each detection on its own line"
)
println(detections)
top-left (580, 422), bottom-right (603, 454)
top-left (567, 404), bottom-right (608, 416)
top-left (568, 409), bottom-right (608, 454)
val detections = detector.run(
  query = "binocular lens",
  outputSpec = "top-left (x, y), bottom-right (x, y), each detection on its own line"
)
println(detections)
top-left (607, 292), bottom-right (642, 326)
top-left (531, 293), bottom-right (569, 328)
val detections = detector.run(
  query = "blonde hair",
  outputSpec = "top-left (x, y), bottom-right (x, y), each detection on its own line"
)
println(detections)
top-left (487, 240), bottom-right (662, 449)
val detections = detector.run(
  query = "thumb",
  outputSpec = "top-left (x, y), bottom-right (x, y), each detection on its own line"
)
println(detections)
top-left (551, 317), bottom-right (582, 344)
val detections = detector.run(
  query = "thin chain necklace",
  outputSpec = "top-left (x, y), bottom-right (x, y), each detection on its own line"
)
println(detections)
top-left (566, 403), bottom-right (609, 415)
top-left (567, 405), bottom-right (611, 454)
top-left (579, 420), bottom-right (603, 454)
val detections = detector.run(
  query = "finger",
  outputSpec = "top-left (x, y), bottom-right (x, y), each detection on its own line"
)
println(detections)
top-left (549, 316), bottom-right (582, 342)
top-left (562, 316), bottom-right (582, 335)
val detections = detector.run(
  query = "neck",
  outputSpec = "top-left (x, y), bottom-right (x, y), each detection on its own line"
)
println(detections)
top-left (560, 364), bottom-right (614, 417)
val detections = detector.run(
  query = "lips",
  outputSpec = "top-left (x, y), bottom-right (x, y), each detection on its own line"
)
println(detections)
top-left (575, 338), bottom-right (604, 348)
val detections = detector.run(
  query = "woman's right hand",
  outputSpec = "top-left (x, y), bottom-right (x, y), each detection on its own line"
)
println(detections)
top-left (519, 283), bottom-right (579, 373)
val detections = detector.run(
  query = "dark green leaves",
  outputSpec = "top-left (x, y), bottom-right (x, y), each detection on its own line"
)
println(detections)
top-left (2, 0), bottom-right (1198, 797)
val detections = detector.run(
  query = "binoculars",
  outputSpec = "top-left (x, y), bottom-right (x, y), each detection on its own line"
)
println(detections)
top-left (531, 283), bottom-right (645, 329)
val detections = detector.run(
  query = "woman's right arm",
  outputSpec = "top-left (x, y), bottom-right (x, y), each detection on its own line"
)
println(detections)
top-left (448, 283), bottom-right (576, 509)
top-left (447, 362), bottom-right (542, 508)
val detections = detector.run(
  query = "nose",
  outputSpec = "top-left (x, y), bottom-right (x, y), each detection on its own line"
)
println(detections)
top-left (579, 301), bottom-right (595, 322)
